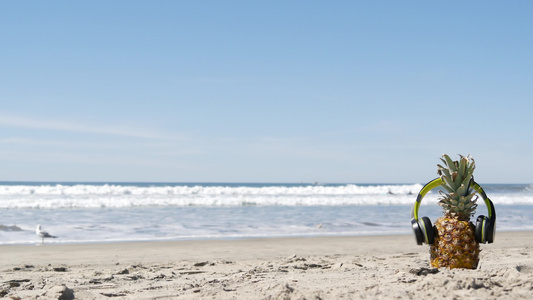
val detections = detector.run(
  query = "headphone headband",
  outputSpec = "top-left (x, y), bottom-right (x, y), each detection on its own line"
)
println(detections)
top-left (410, 178), bottom-right (495, 221)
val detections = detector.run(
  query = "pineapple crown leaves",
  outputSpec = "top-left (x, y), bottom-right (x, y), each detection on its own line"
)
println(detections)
top-left (436, 154), bottom-right (478, 221)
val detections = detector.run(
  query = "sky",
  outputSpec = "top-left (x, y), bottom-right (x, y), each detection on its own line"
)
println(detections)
top-left (1, 1), bottom-right (532, 183)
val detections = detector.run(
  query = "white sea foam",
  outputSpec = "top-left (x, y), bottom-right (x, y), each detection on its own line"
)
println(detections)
top-left (0, 183), bottom-right (421, 196)
top-left (0, 183), bottom-right (532, 209)
top-left (0, 184), bottom-right (426, 209)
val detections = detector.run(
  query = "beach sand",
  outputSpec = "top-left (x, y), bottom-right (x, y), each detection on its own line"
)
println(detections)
top-left (1, 231), bottom-right (532, 299)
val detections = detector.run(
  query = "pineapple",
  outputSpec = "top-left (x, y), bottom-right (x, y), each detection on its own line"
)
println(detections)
top-left (430, 154), bottom-right (480, 269)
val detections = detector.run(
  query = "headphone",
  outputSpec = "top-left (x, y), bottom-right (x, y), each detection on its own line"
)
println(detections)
top-left (411, 177), bottom-right (496, 245)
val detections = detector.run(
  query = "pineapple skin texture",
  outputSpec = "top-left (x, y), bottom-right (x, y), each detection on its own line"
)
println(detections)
top-left (430, 217), bottom-right (480, 269)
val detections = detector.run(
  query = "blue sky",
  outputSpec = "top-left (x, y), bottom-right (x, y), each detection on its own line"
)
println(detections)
top-left (1, 1), bottom-right (532, 183)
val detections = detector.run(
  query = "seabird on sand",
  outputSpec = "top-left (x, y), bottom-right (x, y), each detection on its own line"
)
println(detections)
top-left (36, 225), bottom-right (57, 244)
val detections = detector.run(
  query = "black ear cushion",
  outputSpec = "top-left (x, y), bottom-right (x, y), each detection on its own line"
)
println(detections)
top-left (419, 217), bottom-right (435, 244)
top-left (475, 215), bottom-right (488, 243)
top-left (412, 219), bottom-right (425, 245)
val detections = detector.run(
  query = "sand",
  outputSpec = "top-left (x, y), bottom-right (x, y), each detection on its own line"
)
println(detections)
top-left (1, 231), bottom-right (532, 299)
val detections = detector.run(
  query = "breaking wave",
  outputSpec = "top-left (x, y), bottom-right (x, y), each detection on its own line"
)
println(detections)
top-left (0, 183), bottom-right (531, 209)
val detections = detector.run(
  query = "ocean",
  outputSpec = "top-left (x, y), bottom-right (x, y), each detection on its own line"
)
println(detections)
top-left (1, 182), bottom-right (532, 245)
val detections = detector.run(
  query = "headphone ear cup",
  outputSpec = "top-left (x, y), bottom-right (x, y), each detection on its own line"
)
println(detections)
top-left (418, 217), bottom-right (435, 245)
top-left (412, 219), bottom-right (424, 245)
top-left (486, 217), bottom-right (495, 243)
top-left (475, 215), bottom-right (489, 243)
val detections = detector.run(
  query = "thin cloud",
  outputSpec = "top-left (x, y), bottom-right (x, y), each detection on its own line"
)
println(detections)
top-left (0, 115), bottom-right (182, 140)
top-left (170, 76), bottom-right (257, 84)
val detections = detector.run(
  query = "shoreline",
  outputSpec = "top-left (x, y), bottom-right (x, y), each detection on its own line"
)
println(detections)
top-left (3, 226), bottom-right (531, 247)
top-left (2, 231), bottom-right (532, 266)
top-left (1, 231), bottom-right (532, 299)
